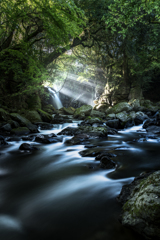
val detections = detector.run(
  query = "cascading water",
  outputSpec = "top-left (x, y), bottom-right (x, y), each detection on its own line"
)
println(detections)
top-left (48, 87), bottom-right (63, 109)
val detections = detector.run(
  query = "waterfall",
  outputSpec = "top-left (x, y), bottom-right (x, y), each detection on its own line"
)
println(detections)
top-left (48, 87), bottom-right (63, 109)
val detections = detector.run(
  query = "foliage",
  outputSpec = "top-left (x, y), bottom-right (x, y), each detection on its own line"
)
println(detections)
top-left (0, 0), bottom-right (85, 96)
top-left (105, 0), bottom-right (160, 36)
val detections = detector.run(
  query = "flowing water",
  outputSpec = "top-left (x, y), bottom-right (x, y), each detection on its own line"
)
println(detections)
top-left (0, 122), bottom-right (160, 240)
top-left (48, 87), bottom-right (63, 109)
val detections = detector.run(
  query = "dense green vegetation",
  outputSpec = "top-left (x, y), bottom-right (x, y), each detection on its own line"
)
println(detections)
top-left (0, 0), bottom-right (160, 105)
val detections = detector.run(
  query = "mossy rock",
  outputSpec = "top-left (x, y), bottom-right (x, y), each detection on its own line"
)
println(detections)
top-left (90, 110), bottom-right (105, 118)
top-left (74, 105), bottom-right (92, 118)
top-left (106, 102), bottom-right (132, 115)
top-left (11, 127), bottom-right (30, 135)
top-left (95, 103), bottom-right (110, 112)
top-left (10, 113), bottom-right (38, 132)
top-left (0, 108), bottom-right (11, 122)
top-left (22, 110), bottom-right (42, 123)
top-left (140, 99), bottom-right (159, 112)
top-left (106, 113), bottom-right (116, 119)
top-left (121, 171), bottom-right (160, 239)
top-left (62, 107), bottom-right (75, 115)
top-left (42, 104), bottom-right (57, 115)
top-left (128, 99), bottom-right (141, 111)
top-left (85, 116), bottom-right (103, 124)
top-left (37, 109), bottom-right (52, 123)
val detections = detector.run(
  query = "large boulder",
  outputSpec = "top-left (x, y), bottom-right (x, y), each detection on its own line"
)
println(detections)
top-left (10, 113), bottom-right (38, 133)
top-left (141, 100), bottom-right (159, 113)
top-left (11, 127), bottom-right (30, 135)
top-left (90, 110), bottom-right (105, 118)
top-left (106, 102), bottom-right (132, 115)
top-left (128, 99), bottom-right (141, 111)
top-left (106, 113), bottom-right (116, 119)
top-left (95, 103), bottom-right (110, 112)
top-left (134, 111), bottom-right (149, 125)
top-left (22, 110), bottom-right (42, 123)
top-left (146, 125), bottom-right (160, 134)
top-left (35, 133), bottom-right (63, 144)
top-left (119, 171), bottom-right (160, 240)
top-left (42, 104), bottom-right (57, 115)
top-left (58, 125), bottom-right (108, 139)
top-left (62, 107), bottom-right (75, 115)
top-left (116, 111), bottom-right (131, 123)
top-left (37, 109), bottom-right (53, 123)
top-left (74, 105), bottom-right (92, 118)
top-left (106, 119), bottom-right (119, 129)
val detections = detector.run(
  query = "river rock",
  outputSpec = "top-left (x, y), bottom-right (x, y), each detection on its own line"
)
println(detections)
top-left (95, 103), bottom-right (110, 111)
top-left (106, 119), bottom-right (119, 129)
top-left (19, 143), bottom-right (39, 151)
top-left (128, 99), bottom-right (141, 111)
top-left (141, 99), bottom-right (159, 113)
top-left (79, 148), bottom-right (101, 157)
top-left (11, 127), bottom-right (30, 135)
top-left (58, 125), bottom-right (108, 140)
top-left (34, 122), bottom-right (53, 130)
top-left (100, 156), bottom-right (117, 169)
top-left (106, 113), bottom-right (116, 119)
top-left (90, 110), bottom-right (105, 118)
top-left (35, 133), bottom-right (62, 144)
top-left (119, 171), bottom-right (160, 240)
top-left (73, 105), bottom-right (92, 118)
top-left (65, 134), bottom-right (90, 145)
top-left (116, 111), bottom-right (130, 123)
top-left (62, 107), bottom-right (75, 115)
top-left (51, 114), bottom-right (72, 124)
top-left (142, 118), bottom-right (156, 129)
top-left (22, 110), bottom-right (42, 123)
top-left (106, 102), bottom-right (132, 115)
top-left (134, 111), bottom-right (149, 125)
top-left (37, 109), bottom-right (53, 123)
top-left (42, 104), bottom-right (57, 115)
top-left (10, 113), bottom-right (38, 133)
top-left (146, 125), bottom-right (160, 134)
top-left (84, 117), bottom-right (103, 125)
top-left (95, 152), bottom-right (117, 160)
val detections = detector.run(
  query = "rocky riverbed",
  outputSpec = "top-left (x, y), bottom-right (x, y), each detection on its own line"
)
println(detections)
top-left (0, 100), bottom-right (160, 240)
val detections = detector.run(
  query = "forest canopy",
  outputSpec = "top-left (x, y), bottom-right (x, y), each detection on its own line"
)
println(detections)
top-left (0, 0), bottom-right (160, 99)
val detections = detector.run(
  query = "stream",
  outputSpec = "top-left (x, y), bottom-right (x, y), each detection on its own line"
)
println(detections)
top-left (0, 122), bottom-right (160, 240)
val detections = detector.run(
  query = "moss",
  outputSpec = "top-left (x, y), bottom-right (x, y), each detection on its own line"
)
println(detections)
top-left (42, 104), bottom-right (56, 115)
top-left (37, 109), bottom-right (52, 123)
top-left (22, 110), bottom-right (42, 123)
top-left (11, 127), bottom-right (30, 135)
top-left (85, 116), bottom-right (102, 121)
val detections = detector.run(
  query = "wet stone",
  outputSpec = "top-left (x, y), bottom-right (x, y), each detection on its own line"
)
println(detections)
top-left (19, 143), bottom-right (39, 151)
top-left (35, 133), bottom-right (63, 144)
top-left (100, 157), bottom-right (117, 169)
